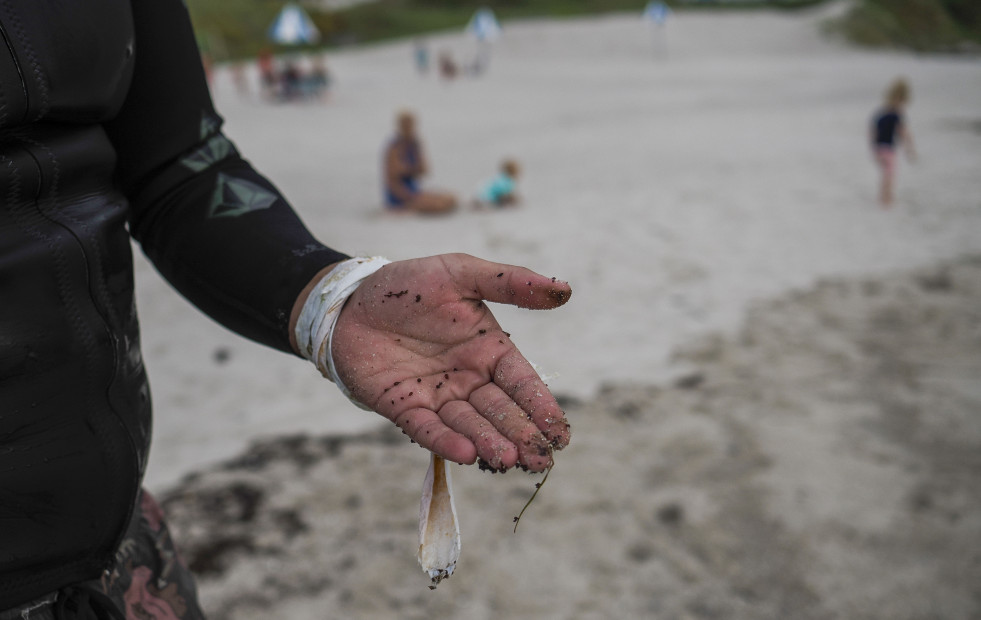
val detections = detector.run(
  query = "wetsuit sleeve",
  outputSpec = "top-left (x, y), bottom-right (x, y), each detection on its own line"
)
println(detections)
top-left (103, 0), bottom-right (348, 354)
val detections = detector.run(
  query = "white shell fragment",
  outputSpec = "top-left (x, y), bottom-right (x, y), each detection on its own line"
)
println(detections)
top-left (417, 454), bottom-right (461, 589)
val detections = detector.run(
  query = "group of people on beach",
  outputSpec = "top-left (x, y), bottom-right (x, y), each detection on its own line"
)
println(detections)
top-left (380, 76), bottom-right (915, 216)
top-left (237, 47), bottom-right (915, 213)
top-left (382, 110), bottom-right (521, 215)
top-left (413, 39), bottom-right (491, 81)
top-left (381, 77), bottom-right (913, 215)
top-left (256, 47), bottom-right (331, 102)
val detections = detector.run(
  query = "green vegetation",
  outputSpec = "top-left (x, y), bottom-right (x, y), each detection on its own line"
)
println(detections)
top-left (185, 0), bottom-right (825, 61)
top-left (828, 0), bottom-right (981, 52)
top-left (185, 0), bottom-right (981, 60)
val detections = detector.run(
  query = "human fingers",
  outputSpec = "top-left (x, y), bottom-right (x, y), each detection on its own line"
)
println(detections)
top-left (468, 383), bottom-right (553, 472)
top-left (374, 370), bottom-right (521, 469)
top-left (442, 254), bottom-right (572, 310)
top-left (437, 400), bottom-right (518, 471)
top-left (493, 349), bottom-right (571, 450)
top-left (392, 407), bottom-right (478, 465)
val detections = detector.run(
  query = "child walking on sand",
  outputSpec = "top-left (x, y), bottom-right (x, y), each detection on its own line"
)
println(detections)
top-left (474, 159), bottom-right (521, 209)
top-left (871, 78), bottom-right (916, 207)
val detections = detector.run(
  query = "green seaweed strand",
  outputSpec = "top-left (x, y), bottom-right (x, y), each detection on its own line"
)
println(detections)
top-left (513, 452), bottom-right (554, 533)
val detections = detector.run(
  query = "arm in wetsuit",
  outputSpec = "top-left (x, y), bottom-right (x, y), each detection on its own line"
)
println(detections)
top-left (103, 0), bottom-right (347, 354)
top-left (106, 0), bottom-right (573, 474)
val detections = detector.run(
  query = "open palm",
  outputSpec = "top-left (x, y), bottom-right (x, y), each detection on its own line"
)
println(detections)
top-left (331, 254), bottom-right (572, 473)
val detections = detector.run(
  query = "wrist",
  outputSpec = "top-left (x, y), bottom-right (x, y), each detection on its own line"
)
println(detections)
top-left (289, 263), bottom-right (339, 355)
top-left (291, 256), bottom-right (392, 408)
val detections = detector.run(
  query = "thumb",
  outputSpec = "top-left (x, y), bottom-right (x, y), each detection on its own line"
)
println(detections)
top-left (447, 253), bottom-right (572, 310)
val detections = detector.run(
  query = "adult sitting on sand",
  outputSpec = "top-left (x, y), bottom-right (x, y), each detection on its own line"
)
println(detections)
top-left (871, 78), bottom-right (916, 207)
top-left (383, 110), bottom-right (458, 213)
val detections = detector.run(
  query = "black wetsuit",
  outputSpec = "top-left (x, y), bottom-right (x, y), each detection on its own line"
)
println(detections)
top-left (0, 1), bottom-right (346, 607)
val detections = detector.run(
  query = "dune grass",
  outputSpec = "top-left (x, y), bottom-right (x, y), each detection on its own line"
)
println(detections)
top-left (827, 0), bottom-right (981, 52)
top-left (186, 0), bottom-right (827, 61)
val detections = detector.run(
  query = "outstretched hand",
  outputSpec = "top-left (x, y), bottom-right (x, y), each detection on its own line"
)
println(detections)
top-left (330, 254), bottom-right (572, 473)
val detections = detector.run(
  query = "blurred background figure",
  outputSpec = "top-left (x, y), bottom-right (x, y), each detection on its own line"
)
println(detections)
top-left (465, 7), bottom-right (501, 76)
top-left (871, 78), bottom-right (916, 207)
top-left (413, 38), bottom-right (430, 75)
top-left (257, 46), bottom-right (277, 100)
top-left (473, 159), bottom-right (522, 209)
top-left (383, 110), bottom-right (457, 214)
top-left (438, 50), bottom-right (458, 81)
top-left (280, 59), bottom-right (303, 100)
top-left (306, 55), bottom-right (331, 101)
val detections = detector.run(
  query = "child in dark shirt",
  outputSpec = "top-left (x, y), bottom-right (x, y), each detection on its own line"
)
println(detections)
top-left (871, 78), bottom-right (916, 207)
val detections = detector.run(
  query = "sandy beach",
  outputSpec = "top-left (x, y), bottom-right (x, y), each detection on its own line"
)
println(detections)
top-left (161, 252), bottom-right (981, 619)
top-left (134, 4), bottom-right (981, 617)
top-left (139, 3), bottom-right (981, 491)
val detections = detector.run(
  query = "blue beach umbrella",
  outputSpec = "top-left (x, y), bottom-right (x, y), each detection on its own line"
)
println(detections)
top-left (269, 3), bottom-right (321, 45)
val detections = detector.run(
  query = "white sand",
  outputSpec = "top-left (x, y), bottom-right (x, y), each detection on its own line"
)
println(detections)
top-left (161, 254), bottom-right (981, 619)
top-left (137, 3), bottom-right (981, 491)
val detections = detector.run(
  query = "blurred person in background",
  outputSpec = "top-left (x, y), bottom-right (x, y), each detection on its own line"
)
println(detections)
top-left (257, 46), bottom-right (277, 99)
top-left (413, 38), bottom-right (430, 75)
top-left (473, 159), bottom-right (522, 209)
top-left (307, 55), bottom-right (331, 101)
top-left (438, 50), bottom-right (459, 81)
top-left (382, 110), bottom-right (458, 214)
top-left (871, 78), bottom-right (916, 207)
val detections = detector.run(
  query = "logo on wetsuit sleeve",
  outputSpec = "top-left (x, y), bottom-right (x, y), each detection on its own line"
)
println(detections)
top-left (180, 112), bottom-right (279, 218)
top-left (207, 173), bottom-right (278, 218)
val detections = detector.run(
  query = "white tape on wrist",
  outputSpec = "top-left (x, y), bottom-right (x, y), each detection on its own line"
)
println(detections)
top-left (294, 256), bottom-right (391, 409)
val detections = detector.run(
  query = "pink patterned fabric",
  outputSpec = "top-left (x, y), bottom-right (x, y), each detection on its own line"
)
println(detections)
top-left (97, 489), bottom-right (205, 619)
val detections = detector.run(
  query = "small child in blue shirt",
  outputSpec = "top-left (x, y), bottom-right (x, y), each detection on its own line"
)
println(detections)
top-left (474, 159), bottom-right (521, 208)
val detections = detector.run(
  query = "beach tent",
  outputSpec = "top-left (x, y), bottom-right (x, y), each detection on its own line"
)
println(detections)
top-left (643, 1), bottom-right (671, 25)
top-left (268, 3), bottom-right (321, 45)
top-left (466, 7), bottom-right (501, 42)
